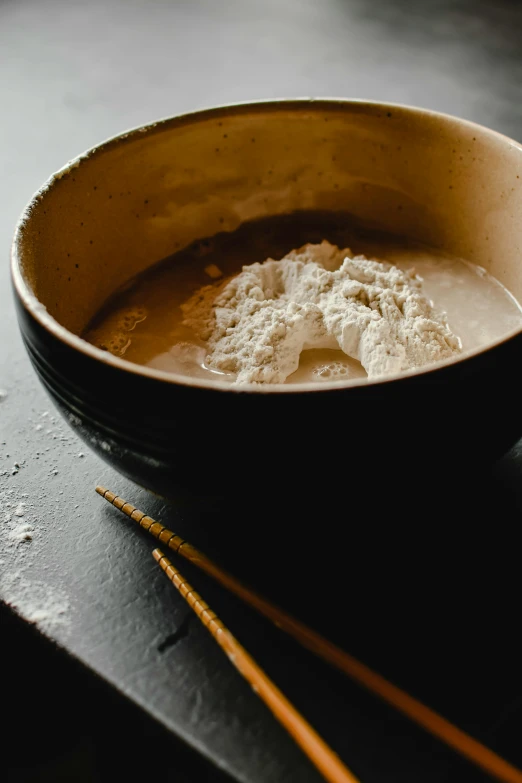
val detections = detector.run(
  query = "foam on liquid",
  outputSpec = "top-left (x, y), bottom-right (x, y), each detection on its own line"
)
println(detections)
top-left (83, 213), bottom-right (522, 385)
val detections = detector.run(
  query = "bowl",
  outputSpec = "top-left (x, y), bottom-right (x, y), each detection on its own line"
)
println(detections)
top-left (11, 99), bottom-right (522, 508)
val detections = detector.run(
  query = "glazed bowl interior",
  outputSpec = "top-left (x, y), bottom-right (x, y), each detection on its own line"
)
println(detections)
top-left (13, 99), bottom-right (522, 389)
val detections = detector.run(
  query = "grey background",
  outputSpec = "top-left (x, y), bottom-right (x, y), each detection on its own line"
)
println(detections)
top-left (2, 2), bottom-right (522, 782)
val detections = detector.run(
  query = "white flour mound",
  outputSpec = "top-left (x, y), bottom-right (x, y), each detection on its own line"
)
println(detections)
top-left (182, 241), bottom-right (462, 384)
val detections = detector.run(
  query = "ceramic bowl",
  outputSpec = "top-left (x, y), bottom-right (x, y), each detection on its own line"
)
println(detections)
top-left (11, 100), bottom-right (522, 507)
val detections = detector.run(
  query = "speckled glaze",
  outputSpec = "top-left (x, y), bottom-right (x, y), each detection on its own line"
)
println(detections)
top-left (11, 100), bottom-right (522, 506)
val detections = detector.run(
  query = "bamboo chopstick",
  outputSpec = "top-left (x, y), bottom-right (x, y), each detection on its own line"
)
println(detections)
top-left (97, 485), bottom-right (522, 783)
top-left (153, 548), bottom-right (360, 783)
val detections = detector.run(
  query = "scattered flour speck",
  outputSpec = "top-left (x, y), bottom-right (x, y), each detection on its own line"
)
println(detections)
top-left (1, 481), bottom-right (70, 634)
top-left (8, 523), bottom-right (34, 543)
top-left (0, 571), bottom-right (70, 632)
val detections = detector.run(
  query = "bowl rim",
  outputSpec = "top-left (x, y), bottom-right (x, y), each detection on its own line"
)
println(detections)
top-left (11, 96), bottom-right (522, 395)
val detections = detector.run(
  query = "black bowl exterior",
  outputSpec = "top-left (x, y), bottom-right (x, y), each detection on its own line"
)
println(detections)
top-left (15, 290), bottom-right (522, 508)
top-left (11, 101), bottom-right (522, 508)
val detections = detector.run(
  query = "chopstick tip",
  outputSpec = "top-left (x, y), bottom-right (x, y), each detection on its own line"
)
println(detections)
top-left (153, 548), bottom-right (164, 562)
top-left (95, 485), bottom-right (107, 496)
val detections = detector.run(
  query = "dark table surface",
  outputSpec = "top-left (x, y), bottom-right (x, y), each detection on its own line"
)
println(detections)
top-left (2, 1), bottom-right (522, 782)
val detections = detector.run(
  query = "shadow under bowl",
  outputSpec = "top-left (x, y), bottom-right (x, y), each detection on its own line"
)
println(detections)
top-left (11, 99), bottom-right (522, 509)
